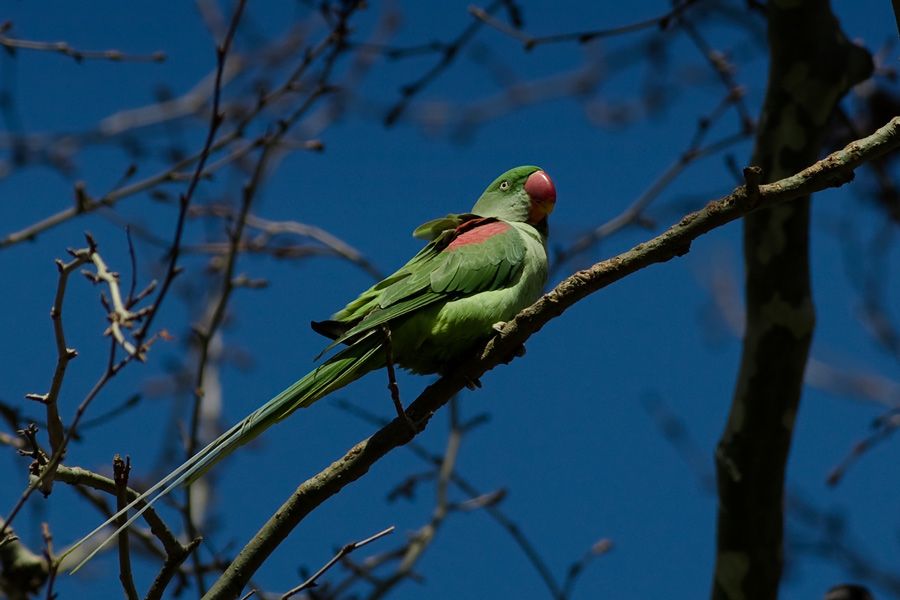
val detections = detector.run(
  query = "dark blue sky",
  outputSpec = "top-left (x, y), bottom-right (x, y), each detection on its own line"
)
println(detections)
top-left (1, 2), bottom-right (897, 599)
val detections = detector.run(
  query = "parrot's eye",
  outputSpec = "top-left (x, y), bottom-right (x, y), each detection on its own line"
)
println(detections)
top-left (499, 180), bottom-right (510, 191)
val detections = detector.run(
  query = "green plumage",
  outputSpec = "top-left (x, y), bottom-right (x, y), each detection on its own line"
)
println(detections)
top-left (65, 165), bottom-right (555, 570)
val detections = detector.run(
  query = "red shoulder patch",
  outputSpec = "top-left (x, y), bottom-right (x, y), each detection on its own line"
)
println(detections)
top-left (446, 220), bottom-right (511, 250)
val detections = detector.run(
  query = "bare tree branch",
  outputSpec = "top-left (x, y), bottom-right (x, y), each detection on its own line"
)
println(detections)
top-left (278, 526), bottom-right (395, 600)
top-left (0, 23), bottom-right (165, 63)
top-left (113, 456), bottom-right (139, 600)
top-left (469, 0), bottom-right (698, 50)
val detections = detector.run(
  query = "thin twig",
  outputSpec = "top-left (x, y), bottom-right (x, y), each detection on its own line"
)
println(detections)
top-left (384, 0), bottom-right (503, 125)
top-left (20, 235), bottom-right (148, 498)
top-left (0, 9), bottom-right (340, 250)
top-left (381, 326), bottom-right (415, 433)
top-left (1, 334), bottom-right (149, 544)
top-left (146, 3), bottom-right (249, 594)
top-left (32, 246), bottom-right (92, 464)
top-left (680, 18), bottom-right (754, 132)
top-left (133, 0), bottom-right (248, 350)
top-left (184, 138), bottom-right (273, 593)
top-left (144, 537), bottom-right (203, 600)
top-left (561, 539), bottom-right (613, 599)
top-left (41, 523), bottom-right (58, 600)
top-left (826, 409), bottom-right (900, 487)
top-left (280, 526), bottom-right (395, 599)
top-left (0, 29), bottom-right (165, 63)
top-left (113, 456), bottom-right (139, 600)
top-left (469, 0), bottom-right (698, 50)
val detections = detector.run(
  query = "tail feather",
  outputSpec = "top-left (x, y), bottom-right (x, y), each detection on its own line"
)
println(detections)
top-left (63, 339), bottom-right (383, 572)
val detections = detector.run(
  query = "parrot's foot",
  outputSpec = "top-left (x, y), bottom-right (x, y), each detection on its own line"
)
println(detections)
top-left (387, 375), bottom-right (418, 435)
top-left (491, 321), bottom-right (525, 359)
top-left (381, 324), bottom-right (419, 435)
top-left (396, 405), bottom-right (418, 435)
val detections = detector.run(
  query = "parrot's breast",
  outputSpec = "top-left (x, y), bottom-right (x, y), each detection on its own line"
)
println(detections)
top-left (392, 222), bottom-right (548, 374)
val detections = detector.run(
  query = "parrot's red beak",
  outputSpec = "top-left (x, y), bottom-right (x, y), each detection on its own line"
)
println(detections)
top-left (525, 170), bottom-right (556, 224)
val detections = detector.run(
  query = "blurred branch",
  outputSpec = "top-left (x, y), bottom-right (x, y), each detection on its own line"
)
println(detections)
top-left (0, 5), bottom-right (339, 250)
top-left (240, 213), bottom-right (382, 280)
top-left (789, 492), bottom-right (900, 596)
top-left (96, 57), bottom-right (244, 136)
top-left (468, 0), bottom-right (698, 50)
top-left (204, 114), bottom-right (900, 598)
top-left (146, 3), bottom-right (250, 594)
top-left (191, 206), bottom-right (383, 280)
top-left (0, 518), bottom-right (48, 599)
top-left (561, 539), bottom-right (613, 599)
top-left (704, 254), bottom-right (900, 488)
top-left (39, 523), bottom-right (58, 600)
top-left (553, 10), bottom-right (762, 266)
top-left (826, 408), bottom-right (900, 487)
top-left (0, 23), bottom-right (165, 63)
top-left (644, 393), bottom-right (899, 598)
top-left (554, 125), bottom-right (750, 270)
top-left (892, 0), bottom-right (900, 39)
top-left (179, 5), bottom-right (366, 591)
top-left (680, 17), bottom-right (754, 131)
top-left (706, 257), bottom-right (900, 410)
top-left (384, 0), bottom-right (504, 125)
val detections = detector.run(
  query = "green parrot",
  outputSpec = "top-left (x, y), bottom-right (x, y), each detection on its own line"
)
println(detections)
top-left (67, 164), bottom-right (556, 568)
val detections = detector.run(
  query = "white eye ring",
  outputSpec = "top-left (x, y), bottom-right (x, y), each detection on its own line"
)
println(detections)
top-left (499, 180), bottom-right (510, 191)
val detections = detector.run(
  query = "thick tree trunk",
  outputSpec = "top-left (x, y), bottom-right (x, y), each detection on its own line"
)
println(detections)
top-left (711, 3), bottom-right (872, 600)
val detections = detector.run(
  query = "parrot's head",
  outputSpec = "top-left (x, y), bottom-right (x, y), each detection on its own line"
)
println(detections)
top-left (471, 165), bottom-right (556, 226)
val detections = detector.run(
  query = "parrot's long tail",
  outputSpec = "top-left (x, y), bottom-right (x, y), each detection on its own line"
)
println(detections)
top-left (64, 337), bottom-right (384, 572)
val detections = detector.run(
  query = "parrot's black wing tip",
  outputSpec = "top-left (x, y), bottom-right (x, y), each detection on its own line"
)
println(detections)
top-left (310, 319), bottom-right (349, 340)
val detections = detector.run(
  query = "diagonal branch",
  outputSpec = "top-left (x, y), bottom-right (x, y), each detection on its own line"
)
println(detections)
top-left (203, 116), bottom-right (900, 599)
top-left (279, 526), bottom-right (395, 600)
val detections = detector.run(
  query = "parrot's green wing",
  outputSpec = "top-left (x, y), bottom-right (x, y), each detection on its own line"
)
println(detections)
top-left (315, 217), bottom-right (527, 353)
top-left (411, 213), bottom-right (476, 240)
